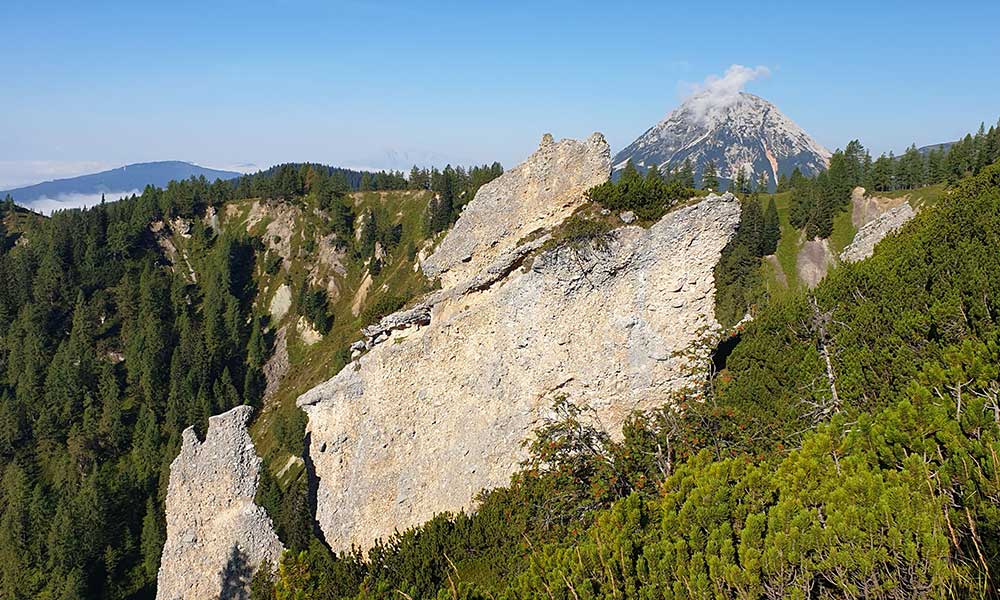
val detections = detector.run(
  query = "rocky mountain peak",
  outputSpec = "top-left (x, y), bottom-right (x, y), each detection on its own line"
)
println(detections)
top-left (615, 92), bottom-right (830, 189)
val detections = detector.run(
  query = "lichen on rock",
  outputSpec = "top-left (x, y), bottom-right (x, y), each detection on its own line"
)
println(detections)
top-left (156, 406), bottom-right (283, 600)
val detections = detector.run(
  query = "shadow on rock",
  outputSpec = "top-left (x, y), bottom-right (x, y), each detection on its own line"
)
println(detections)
top-left (219, 545), bottom-right (253, 600)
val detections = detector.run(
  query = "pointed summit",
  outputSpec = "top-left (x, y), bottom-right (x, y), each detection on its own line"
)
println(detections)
top-left (614, 92), bottom-right (830, 190)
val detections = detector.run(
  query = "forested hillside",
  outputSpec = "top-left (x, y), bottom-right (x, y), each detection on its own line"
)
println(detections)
top-left (250, 159), bottom-right (1000, 599)
top-left (0, 160), bottom-right (502, 599)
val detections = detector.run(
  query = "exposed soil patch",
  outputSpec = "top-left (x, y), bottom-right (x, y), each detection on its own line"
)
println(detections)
top-left (796, 236), bottom-right (834, 289)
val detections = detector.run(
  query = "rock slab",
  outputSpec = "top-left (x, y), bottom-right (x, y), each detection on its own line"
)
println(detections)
top-left (422, 132), bottom-right (611, 288)
top-left (299, 162), bottom-right (740, 553)
top-left (157, 406), bottom-right (283, 600)
top-left (840, 201), bottom-right (916, 263)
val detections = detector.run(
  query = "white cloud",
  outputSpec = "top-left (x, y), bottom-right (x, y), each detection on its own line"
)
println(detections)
top-left (679, 64), bottom-right (771, 124)
top-left (202, 162), bottom-right (267, 175)
top-left (25, 190), bottom-right (141, 215)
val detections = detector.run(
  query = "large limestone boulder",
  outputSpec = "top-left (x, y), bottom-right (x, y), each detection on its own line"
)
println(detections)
top-left (422, 132), bottom-right (611, 288)
top-left (840, 201), bottom-right (916, 263)
top-left (157, 406), bottom-right (283, 600)
top-left (298, 173), bottom-right (740, 550)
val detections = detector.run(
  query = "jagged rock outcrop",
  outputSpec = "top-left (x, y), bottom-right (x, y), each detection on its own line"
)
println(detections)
top-left (422, 132), bottom-right (611, 288)
top-left (298, 133), bottom-right (739, 551)
top-left (157, 406), bottom-right (283, 600)
top-left (263, 326), bottom-right (289, 399)
top-left (840, 201), bottom-right (916, 263)
top-left (849, 186), bottom-right (907, 228)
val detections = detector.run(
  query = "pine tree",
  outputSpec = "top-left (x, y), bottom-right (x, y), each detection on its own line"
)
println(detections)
top-left (741, 199), bottom-right (765, 256)
top-left (730, 166), bottom-right (749, 195)
top-left (701, 161), bottom-right (719, 191)
top-left (130, 406), bottom-right (160, 484)
top-left (140, 497), bottom-right (164, 581)
top-left (788, 167), bottom-right (806, 190)
top-left (243, 317), bottom-right (267, 407)
top-left (762, 198), bottom-right (780, 255)
top-left (755, 170), bottom-right (770, 197)
top-left (677, 159), bottom-right (695, 189)
top-left (776, 173), bottom-right (790, 193)
top-left (619, 160), bottom-right (641, 187)
top-left (212, 367), bottom-right (240, 413)
top-left (97, 364), bottom-right (127, 453)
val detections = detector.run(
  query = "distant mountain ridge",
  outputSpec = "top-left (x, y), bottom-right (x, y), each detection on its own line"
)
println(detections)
top-left (614, 92), bottom-right (830, 190)
top-left (2, 161), bottom-right (242, 204)
top-left (917, 141), bottom-right (955, 156)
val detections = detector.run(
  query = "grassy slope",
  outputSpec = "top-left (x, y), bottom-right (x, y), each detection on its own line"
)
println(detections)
top-left (155, 189), bottom-right (435, 483)
top-left (239, 190), bottom-right (435, 480)
top-left (761, 184), bottom-right (944, 300)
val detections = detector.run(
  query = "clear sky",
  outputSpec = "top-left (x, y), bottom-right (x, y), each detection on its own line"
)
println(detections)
top-left (2, 0), bottom-right (998, 189)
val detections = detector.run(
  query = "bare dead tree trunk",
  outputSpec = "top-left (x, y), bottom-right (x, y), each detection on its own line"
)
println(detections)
top-left (810, 296), bottom-right (840, 413)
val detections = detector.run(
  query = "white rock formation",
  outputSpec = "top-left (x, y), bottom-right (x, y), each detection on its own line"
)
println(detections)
top-left (298, 133), bottom-right (741, 551)
top-left (840, 201), bottom-right (916, 263)
top-left (849, 186), bottom-right (908, 228)
top-left (269, 284), bottom-right (292, 321)
top-left (423, 132), bottom-right (611, 288)
top-left (157, 406), bottom-right (283, 600)
top-left (797, 237), bottom-right (835, 289)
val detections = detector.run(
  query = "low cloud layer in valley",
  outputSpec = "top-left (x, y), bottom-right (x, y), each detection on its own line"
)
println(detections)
top-left (25, 190), bottom-right (141, 215)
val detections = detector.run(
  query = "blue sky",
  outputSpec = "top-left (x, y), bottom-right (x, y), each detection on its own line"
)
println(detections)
top-left (2, 0), bottom-right (998, 189)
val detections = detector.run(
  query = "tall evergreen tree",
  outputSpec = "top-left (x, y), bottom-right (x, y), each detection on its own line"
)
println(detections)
top-left (762, 198), bottom-right (780, 256)
top-left (701, 161), bottom-right (719, 190)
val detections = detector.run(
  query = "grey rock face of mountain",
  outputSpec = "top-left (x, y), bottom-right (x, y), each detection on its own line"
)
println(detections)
top-left (156, 406), bottom-right (283, 600)
top-left (615, 92), bottom-right (830, 190)
top-left (298, 132), bottom-right (741, 551)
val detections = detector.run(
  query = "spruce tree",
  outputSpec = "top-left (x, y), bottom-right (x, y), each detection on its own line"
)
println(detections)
top-left (776, 173), bottom-right (789, 193)
top-left (619, 160), bottom-right (641, 187)
top-left (140, 497), bottom-right (164, 580)
top-left (762, 198), bottom-right (780, 256)
top-left (701, 161), bottom-right (719, 190)
top-left (677, 159), bottom-right (695, 189)
top-left (755, 170), bottom-right (770, 197)
top-left (741, 199), bottom-right (765, 257)
top-left (359, 173), bottom-right (373, 192)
